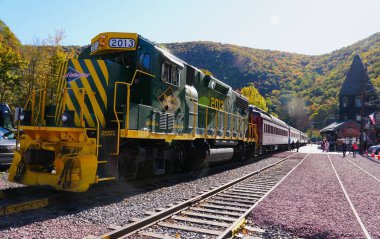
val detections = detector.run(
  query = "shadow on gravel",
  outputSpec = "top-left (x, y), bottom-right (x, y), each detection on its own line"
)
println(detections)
top-left (364, 155), bottom-right (380, 164)
top-left (0, 150), bottom-right (293, 231)
top-left (307, 231), bottom-right (331, 239)
top-left (0, 166), bottom-right (9, 172)
top-left (262, 224), bottom-right (336, 239)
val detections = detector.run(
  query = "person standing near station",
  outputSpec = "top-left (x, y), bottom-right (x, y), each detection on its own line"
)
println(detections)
top-left (322, 140), bottom-right (325, 152)
top-left (291, 140), bottom-right (295, 151)
top-left (325, 140), bottom-right (330, 153)
top-left (342, 141), bottom-right (347, 157)
top-left (296, 140), bottom-right (300, 152)
top-left (352, 142), bottom-right (358, 157)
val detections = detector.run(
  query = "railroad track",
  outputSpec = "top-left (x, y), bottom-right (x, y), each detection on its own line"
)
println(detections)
top-left (0, 181), bottom-right (123, 217)
top-left (98, 152), bottom-right (309, 239)
top-left (0, 152), bottom-right (280, 218)
top-left (0, 186), bottom-right (58, 216)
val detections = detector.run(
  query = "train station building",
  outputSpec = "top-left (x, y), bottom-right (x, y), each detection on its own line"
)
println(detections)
top-left (320, 55), bottom-right (379, 150)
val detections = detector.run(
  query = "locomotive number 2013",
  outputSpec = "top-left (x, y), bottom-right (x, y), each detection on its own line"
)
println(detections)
top-left (210, 97), bottom-right (224, 110)
top-left (108, 38), bottom-right (135, 48)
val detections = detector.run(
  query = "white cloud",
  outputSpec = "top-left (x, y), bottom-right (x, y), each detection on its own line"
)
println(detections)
top-left (270, 15), bottom-right (280, 25)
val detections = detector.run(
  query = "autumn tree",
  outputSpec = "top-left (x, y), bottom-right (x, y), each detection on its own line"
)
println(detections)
top-left (18, 29), bottom-right (75, 107)
top-left (241, 83), bottom-right (268, 111)
top-left (0, 20), bottom-right (26, 103)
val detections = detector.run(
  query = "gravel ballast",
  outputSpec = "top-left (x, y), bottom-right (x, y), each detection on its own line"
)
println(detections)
top-left (329, 154), bottom-right (380, 238)
top-left (250, 153), bottom-right (365, 238)
top-left (0, 172), bottom-right (23, 190)
top-left (343, 154), bottom-right (380, 179)
top-left (0, 151), bottom-right (295, 238)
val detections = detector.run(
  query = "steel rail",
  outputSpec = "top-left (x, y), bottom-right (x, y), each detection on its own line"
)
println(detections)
top-left (99, 152), bottom-right (300, 239)
top-left (0, 151), bottom-right (279, 218)
top-left (0, 187), bottom-right (61, 216)
top-left (217, 153), bottom-right (310, 238)
top-left (0, 181), bottom-right (119, 217)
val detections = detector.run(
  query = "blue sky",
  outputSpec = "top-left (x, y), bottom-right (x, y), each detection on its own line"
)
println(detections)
top-left (1, 0), bottom-right (379, 55)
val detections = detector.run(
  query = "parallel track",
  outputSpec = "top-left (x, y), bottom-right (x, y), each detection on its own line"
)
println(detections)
top-left (0, 181), bottom-right (126, 217)
top-left (0, 186), bottom-right (57, 216)
top-left (0, 151), bottom-right (279, 218)
top-left (98, 153), bottom-right (309, 239)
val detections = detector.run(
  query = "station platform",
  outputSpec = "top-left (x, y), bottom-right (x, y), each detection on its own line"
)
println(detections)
top-left (250, 151), bottom-right (380, 238)
top-left (297, 143), bottom-right (342, 154)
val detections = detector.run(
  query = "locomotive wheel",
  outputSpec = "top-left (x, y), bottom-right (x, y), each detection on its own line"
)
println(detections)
top-left (172, 143), bottom-right (186, 172)
top-left (233, 142), bottom-right (245, 161)
top-left (183, 140), bottom-right (208, 170)
top-left (118, 146), bottom-right (138, 180)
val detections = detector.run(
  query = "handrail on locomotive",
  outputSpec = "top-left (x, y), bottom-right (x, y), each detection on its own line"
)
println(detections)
top-left (113, 69), bottom-right (156, 155)
top-left (19, 86), bottom-right (101, 157)
top-left (8, 32), bottom-right (270, 192)
top-left (113, 70), bottom-right (258, 154)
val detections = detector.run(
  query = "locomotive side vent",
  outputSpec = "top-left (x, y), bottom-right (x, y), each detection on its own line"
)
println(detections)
top-left (236, 96), bottom-right (249, 111)
top-left (159, 112), bottom-right (174, 130)
top-left (167, 113), bottom-right (174, 130)
top-left (159, 112), bottom-right (167, 130)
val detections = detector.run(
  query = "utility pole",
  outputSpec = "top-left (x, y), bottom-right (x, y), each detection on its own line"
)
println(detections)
top-left (360, 62), bottom-right (374, 153)
top-left (360, 88), bottom-right (365, 153)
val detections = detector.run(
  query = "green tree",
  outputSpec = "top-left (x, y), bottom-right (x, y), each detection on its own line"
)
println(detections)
top-left (241, 83), bottom-right (268, 111)
top-left (0, 20), bottom-right (26, 104)
top-left (19, 29), bottom-right (74, 107)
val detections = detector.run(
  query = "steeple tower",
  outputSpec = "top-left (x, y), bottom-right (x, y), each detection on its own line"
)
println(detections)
top-left (339, 55), bottom-right (377, 122)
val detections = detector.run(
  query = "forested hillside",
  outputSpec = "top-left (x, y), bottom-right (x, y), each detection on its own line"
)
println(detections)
top-left (164, 33), bottom-right (380, 130)
top-left (1, 18), bottom-right (379, 131)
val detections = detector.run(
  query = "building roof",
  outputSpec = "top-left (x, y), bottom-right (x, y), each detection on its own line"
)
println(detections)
top-left (319, 120), bottom-right (360, 133)
top-left (339, 55), bottom-right (374, 97)
top-left (320, 121), bottom-right (345, 133)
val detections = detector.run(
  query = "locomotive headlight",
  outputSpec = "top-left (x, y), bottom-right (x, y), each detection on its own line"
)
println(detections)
top-left (19, 110), bottom-right (31, 125)
top-left (61, 114), bottom-right (68, 122)
top-left (61, 111), bottom-right (74, 126)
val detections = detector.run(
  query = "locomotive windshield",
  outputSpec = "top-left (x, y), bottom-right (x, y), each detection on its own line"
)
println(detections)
top-left (98, 52), bottom-right (136, 70)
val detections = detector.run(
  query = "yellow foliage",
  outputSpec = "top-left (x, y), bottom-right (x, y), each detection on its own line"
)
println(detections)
top-left (241, 83), bottom-right (268, 111)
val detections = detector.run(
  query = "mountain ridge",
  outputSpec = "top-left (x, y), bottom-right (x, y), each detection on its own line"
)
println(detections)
top-left (1, 16), bottom-right (379, 130)
top-left (162, 32), bottom-right (380, 130)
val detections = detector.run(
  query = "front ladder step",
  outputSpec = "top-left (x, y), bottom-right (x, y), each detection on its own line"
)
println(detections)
top-left (97, 128), bottom-right (119, 179)
top-left (97, 177), bottom-right (116, 182)
top-left (97, 160), bottom-right (117, 182)
top-left (96, 157), bottom-right (118, 179)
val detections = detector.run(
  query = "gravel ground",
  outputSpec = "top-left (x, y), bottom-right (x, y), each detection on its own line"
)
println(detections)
top-left (140, 224), bottom-right (205, 239)
top-left (250, 153), bottom-right (365, 239)
top-left (235, 222), bottom-right (301, 239)
top-left (344, 154), bottom-right (380, 179)
top-left (329, 154), bottom-right (380, 238)
top-left (0, 171), bottom-right (23, 190)
top-left (0, 151), bottom-right (295, 239)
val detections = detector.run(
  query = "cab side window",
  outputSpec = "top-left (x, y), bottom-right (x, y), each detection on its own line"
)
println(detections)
top-left (138, 53), bottom-right (151, 73)
top-left (161, 62), bottom-right (180, 87)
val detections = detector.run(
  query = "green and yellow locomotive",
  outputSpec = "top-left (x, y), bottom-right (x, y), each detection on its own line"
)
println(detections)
top-left (9, 32), bottom-right (257, 192)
